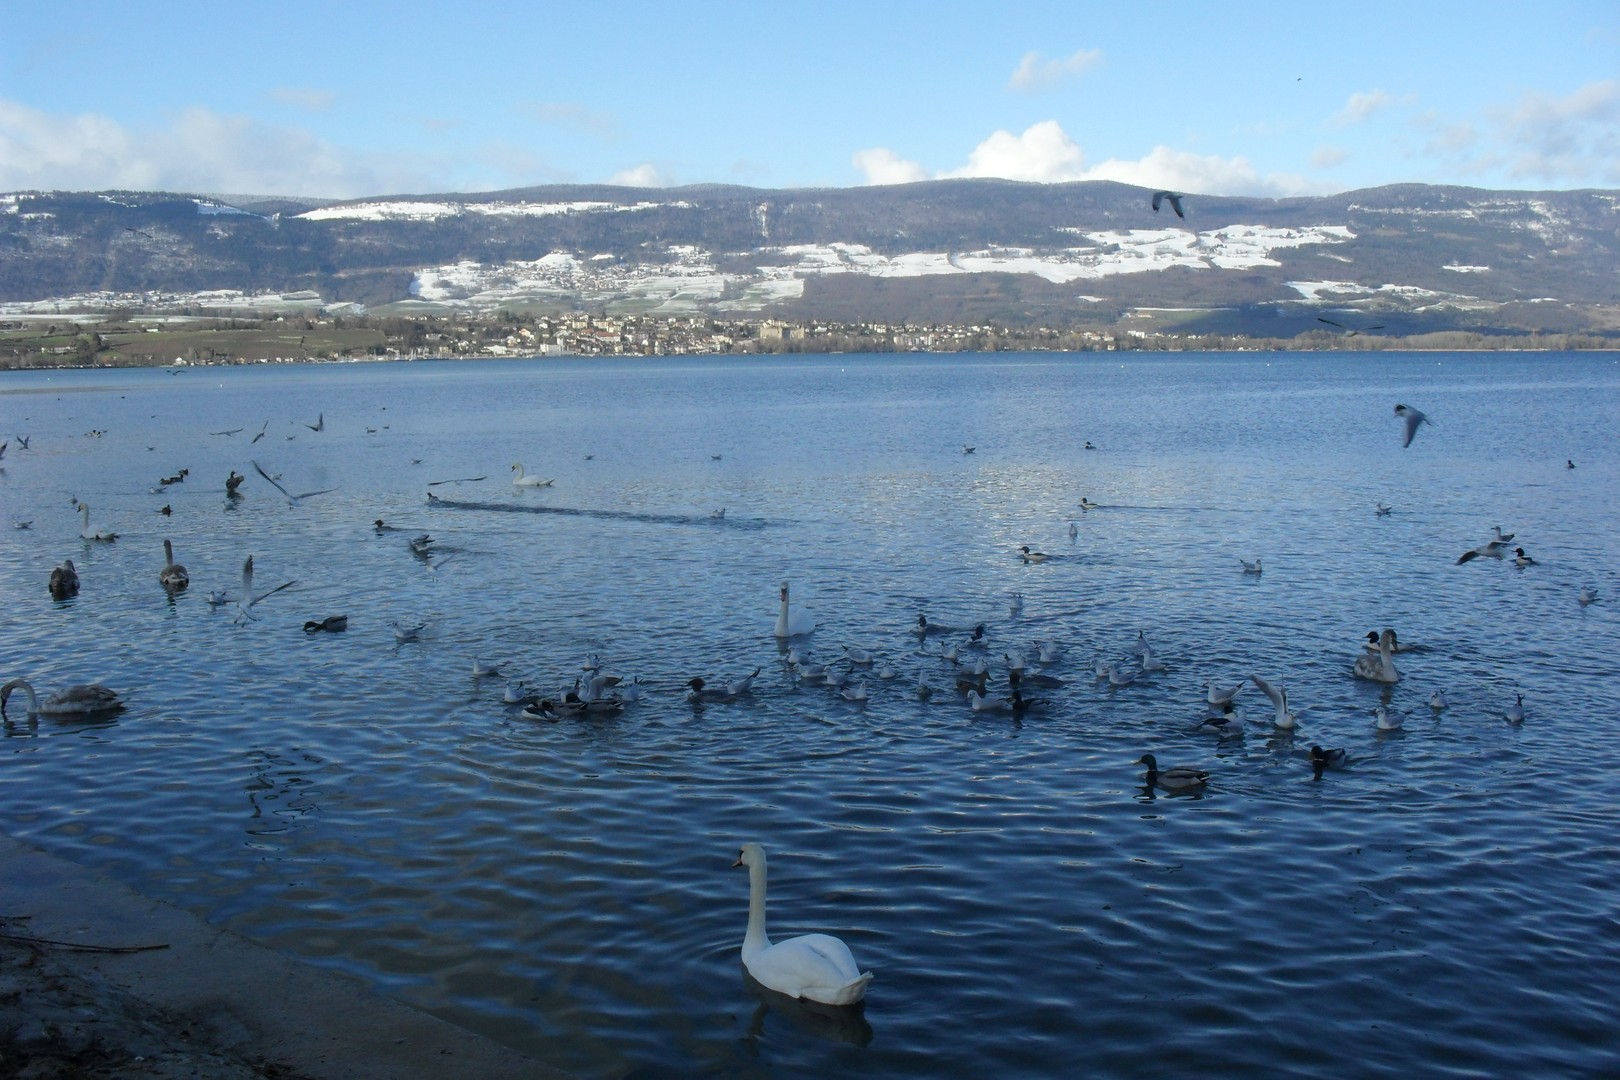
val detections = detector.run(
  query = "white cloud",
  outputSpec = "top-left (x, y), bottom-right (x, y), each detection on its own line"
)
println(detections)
top-left (941, 121), bottom-right (1086, 182)
top-left (519, 101), bottom-right (618, 137)
top-left (1332, 90), bottom-right (1395, 127)
top-left (852, 147), bottom-right (929, 185)
top-left (268, 87), bottom-right (336, 112)
top-left (609, 163), bottom-right (669, 187)
top-left (1080, 144), bottom-right (1314, 197)
top-left (1310, 145), bottom-right (1349, 169)
top-left (0, 99), bottom-right (434, 198)
top-left (1493, 78), bottom-right (1619, 183)
top-left (1007, 48), bottom-right (1104, 92)
top-left (856, 122), bottom-right (1319, 196)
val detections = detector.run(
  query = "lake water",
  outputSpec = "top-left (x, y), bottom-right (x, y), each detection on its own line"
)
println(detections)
top-left (2, 352), bottom-right (1618, 1078)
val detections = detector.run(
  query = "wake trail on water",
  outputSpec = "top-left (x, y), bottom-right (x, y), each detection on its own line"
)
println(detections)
top-left (427, 497), bottom-right (769, 530)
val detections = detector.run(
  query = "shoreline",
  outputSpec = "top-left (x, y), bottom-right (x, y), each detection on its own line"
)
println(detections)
top-left (0, 832), bottom-right (566, 1080)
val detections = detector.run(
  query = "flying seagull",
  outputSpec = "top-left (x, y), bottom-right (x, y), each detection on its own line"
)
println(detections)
top-left (305, 412), bottom-right (325, 433)
top-left (210, 427), bottom-right (244, 436)
top-left (1151, 191), bottom-right (1185, 219)
top-left (250, 420), bottom-right (269, 444)
top-left (1394, 404), bottom-right (1432, 448)
top-left (1317, 316), bottom-right (1386, 337)
top-left (251, 459), bottom-right (337, 505)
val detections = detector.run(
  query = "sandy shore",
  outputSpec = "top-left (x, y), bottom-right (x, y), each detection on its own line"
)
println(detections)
top-left (0, 834), bottom-right (568, 1079)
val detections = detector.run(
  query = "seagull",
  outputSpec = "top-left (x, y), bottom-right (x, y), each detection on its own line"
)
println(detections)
top-left (967, 688), bottom-right (1010, 712)
top-left (1068, 521), bottom-right (1078, 541)
top-left (1375, 503), bottom-right (1393, 516)
top-left (252, 460), bottom-right (337, 505)
top-left (723, 667), bottom-right (763, 696)
top-left (1373, 705), bottom-right (1405, 730)
top-left (210, 427), bottom-right (243, 436)
top-left (840, 681), bottom-right (868, 703)
top-left (1008, 592), bottom-right (1024, 617)
top-left (1240, 557), bottom-right (1262, 575)
top-left (1317, 316), bottom-right (1385, 337)
top-left (1513, 547), bottom-right (1537, 567)
top-left (1150, 190), bottom-right (1186, 219)
top-left (393, 621), bottom-right (425, 643)
top-left (1106, 663), bottom-right (1139, 688)
top-left (1505, 693), bottom-right (1525, 724)
top-left (1207, 678), bottom-right (1245, 706)
top-left (1491, 526), bottom-right (1516, 543)
top-left (471, 658), bottom-right (504, 678)
top-left (234, 555), bottom-right (297, 623)
top-left (842, 645), bottom-right (876, 666)
top-left (14, 435), bottom-right (30, 449)
top-left (1138, 636), bottom-right (1166, 673)
top-left (1037, 640), bottom-right (1064, 664)
top-left (1457, 540), bottom-right (1508, 564)
top-left (1578, 586), bottom-right (1599, 605)
top-left (1249, 673), bottom-right (1297, 728)
top-left (1429, 689), bottom-right (1448, 710)
top-left (962, 445), bottom-right (975, 454)
top-left (305, 412), bottom-right (325, 432)
top-left (250, 420), bottom-right (269, 443)
top-left (1394, 404), bottom-right (1431, 448)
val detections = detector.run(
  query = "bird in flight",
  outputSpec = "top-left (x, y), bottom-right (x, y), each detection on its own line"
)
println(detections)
top-left (252, 460), bottom-right (337, 505)
top-left (1151, 191), bottom-right (1185, 219)
top-left (305, 412), bottom-right (325, 433)
top-left (1394, 404), bottom-right (1431, 448)
top-left (1318, 317), bottom-right (1386, 337)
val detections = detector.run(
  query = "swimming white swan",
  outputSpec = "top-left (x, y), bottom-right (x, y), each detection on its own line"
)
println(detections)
top-left (1353, 629), bottom-right (1400, 684)
top-left (511, 463), bottom-right (554, 487)
top-left (1250, 673), bottom-right (1297, 728)
top-left (159, 539), bottom-right (189, 591)
top-left (77, 502), bottom-right (117, 542)
top-left (1135, 753), bottom-right (1208, 790)
top-left (774, 582), bottom-right (814, 638)
top-left (732, 843), bottom-right (872, 1006)
top-left (2, 678), bottom-right (123, 720)
top-left (48, 559), bottom-right (79, 599)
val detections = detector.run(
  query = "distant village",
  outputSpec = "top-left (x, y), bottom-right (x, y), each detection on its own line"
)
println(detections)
top-left (1, 309), bottom-right (1609, 370)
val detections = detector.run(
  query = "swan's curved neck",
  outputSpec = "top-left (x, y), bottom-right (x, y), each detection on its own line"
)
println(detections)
top-left (744, 857), bottom-right (772, 955)
top-left (3, 680), bottom-right (39, 717)
top-left (164, 540), bottom-right (174, 564)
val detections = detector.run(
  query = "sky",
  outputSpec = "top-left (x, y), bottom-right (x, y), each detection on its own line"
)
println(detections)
top-left (1, 1), bottom-right (1615, 201)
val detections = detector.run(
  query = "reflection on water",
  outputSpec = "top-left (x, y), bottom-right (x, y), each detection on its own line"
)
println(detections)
top-left (1, 353), bottom-right (1619, 1078)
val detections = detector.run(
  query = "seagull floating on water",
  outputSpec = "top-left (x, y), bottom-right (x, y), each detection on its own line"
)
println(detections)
top-left (1240, 557), bottom-right (1262, 575)
top-left (1428, 689), bottom-right (1448, 710)
top-left (1376, 503), bottom-right (1393, 516)
top-left (1373, 705), bottom-right (1405, 730)
top-left (1250, 673), bottom-right (1297, 729)
top-left (1505, 693), bottom-right (1526, 724)
top-left (1578, 586), bottom-right (1599, 606)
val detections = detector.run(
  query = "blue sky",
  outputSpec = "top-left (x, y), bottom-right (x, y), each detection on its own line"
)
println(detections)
top-left (1, 1), bottom-right (1614, 199)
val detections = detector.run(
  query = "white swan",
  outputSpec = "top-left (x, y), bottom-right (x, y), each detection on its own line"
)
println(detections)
top-left (48, 559), bottom-right (79, 599)
top-left (1353, 628), bottom-right (1400, 684)
top-left (77, 502), bottom-right (117, 542)
top-left (511, 463), bottom-right (554, 487)
top-left (159, 539), bottom-right (189, 591)
top-left (774, 582), bottom-right (814, 638)
top-left (732, 843), bottom-right (872, 1006)
top-left (2, 678), bottom-right (123, 720)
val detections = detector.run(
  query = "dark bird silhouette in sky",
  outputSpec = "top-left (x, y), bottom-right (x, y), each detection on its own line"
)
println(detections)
top-left (1151, 191), bottom-right (1185, 219)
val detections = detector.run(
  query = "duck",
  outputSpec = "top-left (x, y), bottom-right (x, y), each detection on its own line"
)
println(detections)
top-left (77, 502), bottom-right (117, 542)
top-left (48, 559), bottom-right (79, 599)
top-left (1079, 497), bottom-right (1099, 511)
top-left (773, 581), bottom-right (814, 638)
top-left (1135, 753), bottom-right (1209, 790)
top-left (1505, 693), bottom-right (1525, 724)
top-left (1513, 547), bottom-right (1537, 567)
top-left (1353, 629), bottom-right (1400, 684)
top-left (2, 678), bottom-right (124, 721)
top-left (1309, 745), bottom-right (1347, 773)
top-left (1373, 705), bottom-right (1405, 730)
top-left (511, 463), bottom-right (554, 487)
top-left (1428, 689), bottom-right (1448, 711)
top-left (225, 470), bottom-right (244, 495)
top-left (1363, 629), bottom-right (1416, 654)
top-left (685, 676), bottom-right (735, 704)
top-left (1008, 668), bottom-right (1063, 692)
top-left (962, 444), bottom-right (975, 454)
top-left (158, 539), bottom-right (189, 591)
top-left (914, 613), bottom-right (952, 637)
top-left (303, 615), bottom-right (348, 633)
top-left (731, 843), bottom-right (872, 1006)
top-left (1239, 557), bottom-right (1262, 575)
top-left (1019, 546), bottom-right (1050, 564)
top-left (1250, 673), bottom-right (1297, 729)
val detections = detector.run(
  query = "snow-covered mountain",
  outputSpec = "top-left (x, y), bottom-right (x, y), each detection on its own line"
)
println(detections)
top-left (2, 181), bottom-right (1615, 337)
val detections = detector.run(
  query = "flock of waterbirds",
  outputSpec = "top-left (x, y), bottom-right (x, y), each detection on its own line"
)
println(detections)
top-left (1, 368), bottom-right (1604, 1012)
